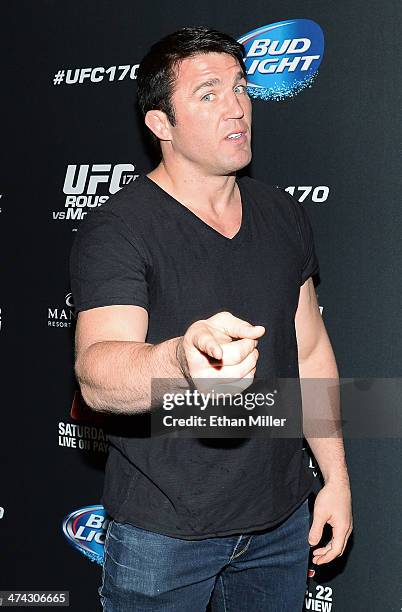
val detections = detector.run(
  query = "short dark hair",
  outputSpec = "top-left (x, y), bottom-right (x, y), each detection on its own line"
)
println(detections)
top-left (137, 27), bottom-right (247, 149)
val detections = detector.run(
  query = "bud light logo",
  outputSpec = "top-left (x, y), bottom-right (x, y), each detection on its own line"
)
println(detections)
top-left (238, 19), bottom-right (324, 101)
top-left (62, 505), bottom-right (109, 564)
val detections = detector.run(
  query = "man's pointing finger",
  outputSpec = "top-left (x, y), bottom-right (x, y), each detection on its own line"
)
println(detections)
top-left (228, 322), bottom-right (265, 340)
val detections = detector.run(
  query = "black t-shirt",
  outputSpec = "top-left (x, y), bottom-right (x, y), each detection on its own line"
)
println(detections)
top-left (69, 174), bottom-right (319, 539)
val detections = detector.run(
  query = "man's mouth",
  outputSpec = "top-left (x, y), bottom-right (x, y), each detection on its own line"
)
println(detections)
top-left (225, 131), bottom-right (247, 141)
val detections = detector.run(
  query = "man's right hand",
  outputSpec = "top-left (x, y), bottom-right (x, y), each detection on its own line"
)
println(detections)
top-left (176, 311), bottom-right (265, 394)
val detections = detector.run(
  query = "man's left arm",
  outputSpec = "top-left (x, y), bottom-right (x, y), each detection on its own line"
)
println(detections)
top-left (295, 277), bottom-right (353, 565)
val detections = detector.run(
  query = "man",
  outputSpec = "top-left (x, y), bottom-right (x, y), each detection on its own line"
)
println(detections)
top-left (70, 27), bottom-right (352, 611)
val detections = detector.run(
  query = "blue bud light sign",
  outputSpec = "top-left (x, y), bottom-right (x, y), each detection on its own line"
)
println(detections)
top-left (63, 505), bottom-right (109, 564)
top-left (238, 19), bottom-right (324, 100)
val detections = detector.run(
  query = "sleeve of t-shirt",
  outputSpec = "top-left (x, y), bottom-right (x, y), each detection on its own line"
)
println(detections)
top-left (282, 190), bottom-right (320, 285)
top-left (69, 209), bottom-right (149, 315)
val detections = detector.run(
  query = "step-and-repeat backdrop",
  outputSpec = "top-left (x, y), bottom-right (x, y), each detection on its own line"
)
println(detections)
top-left (2, 1), bottom-right (401, 610)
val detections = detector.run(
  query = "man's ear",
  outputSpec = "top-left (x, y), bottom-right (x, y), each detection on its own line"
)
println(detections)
top-left (144, 110), bottom-right (172, 142)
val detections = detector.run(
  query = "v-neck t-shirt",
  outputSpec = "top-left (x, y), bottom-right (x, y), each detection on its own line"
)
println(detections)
top-left (69, 174), bottom-right (320, 539)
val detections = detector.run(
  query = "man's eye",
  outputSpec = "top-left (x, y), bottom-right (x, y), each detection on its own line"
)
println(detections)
top-left (201, 93), bottom-right (215, 102)
top-left (234, 84), bottom-right (247, 94)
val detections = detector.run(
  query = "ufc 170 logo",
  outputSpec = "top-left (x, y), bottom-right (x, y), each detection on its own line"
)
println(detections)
top-left (285, 185), bottom-right (329, 203)
top-left (63, 163), bottom-right (137, 206)
top-left (53, 164), bottom-right (138, 222)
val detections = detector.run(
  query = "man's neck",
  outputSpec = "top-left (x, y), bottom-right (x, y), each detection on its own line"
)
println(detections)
top-left (146, 160), bottom-right (239, 217)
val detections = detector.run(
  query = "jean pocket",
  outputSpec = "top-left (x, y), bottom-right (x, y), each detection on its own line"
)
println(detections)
top-left (103, 518), bottom-right (114, 560)
top-left (99, 518), bottom-right (114, 603)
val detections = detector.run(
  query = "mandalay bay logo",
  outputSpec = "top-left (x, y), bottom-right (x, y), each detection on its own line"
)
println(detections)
top-left (238, 19), bottom-right (324, 101)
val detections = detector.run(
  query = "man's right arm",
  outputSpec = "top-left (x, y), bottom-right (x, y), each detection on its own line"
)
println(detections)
top-left (74, 306), bottom-right (264, 415)
top-left (74, 304), bottom-right (188, 414)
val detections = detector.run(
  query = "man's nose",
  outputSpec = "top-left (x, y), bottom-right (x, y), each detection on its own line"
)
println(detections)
top-left (223, 92), bottom-right (245, 119)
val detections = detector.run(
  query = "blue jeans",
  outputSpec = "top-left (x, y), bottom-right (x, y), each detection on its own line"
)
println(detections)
top-left (99, 497), bottom-right (311, 611)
